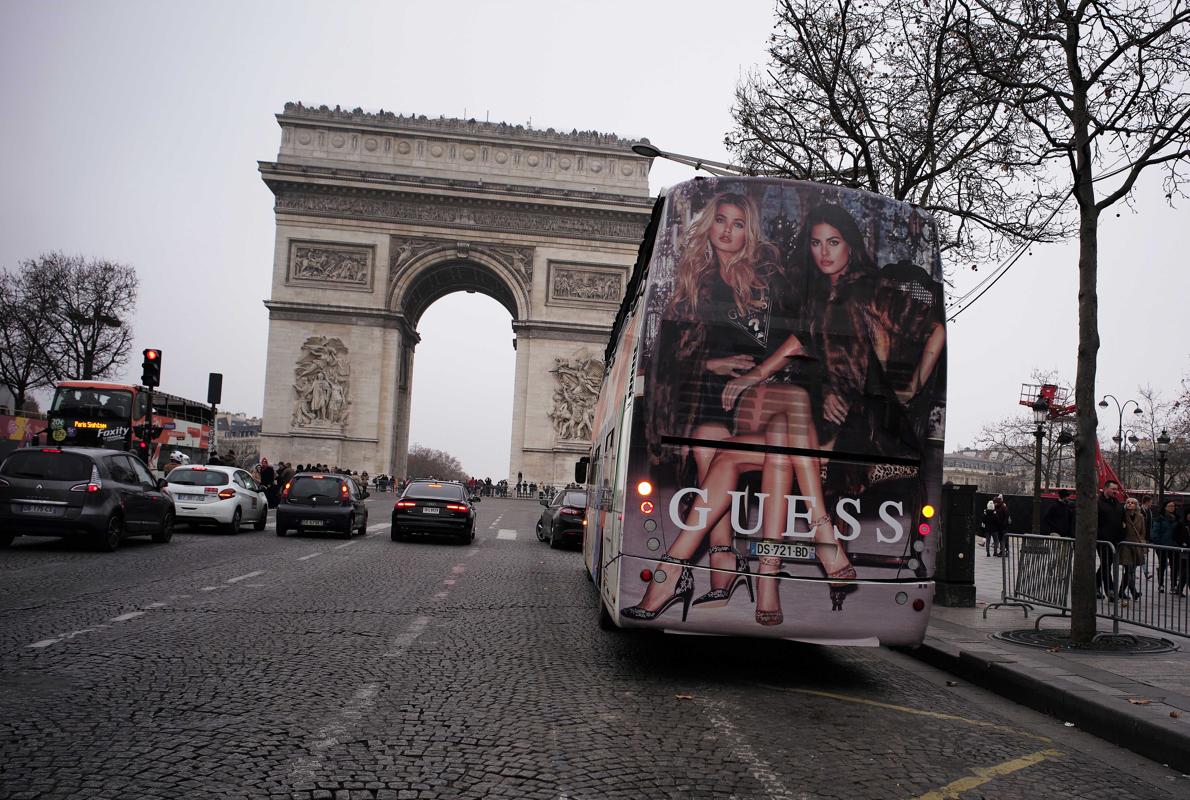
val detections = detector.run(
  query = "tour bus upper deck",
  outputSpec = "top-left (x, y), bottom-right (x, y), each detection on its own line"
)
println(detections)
top-left (584, 176), bottom-right (947, 646)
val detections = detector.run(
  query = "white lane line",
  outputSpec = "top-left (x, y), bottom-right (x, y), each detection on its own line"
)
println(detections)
top-left (290, 616), bottom-right (431, 783)
top-left (333, 541), bottom-right (356, 550)
top-left (226, 570), bottom-right (265, 584)
top-left (110, 611), bottom-right (146, 623)
top-left (200, 586), bottom-right (222, 592)
top-left (699, 699), bottom-right (797, 800)
top-left (451, 564), bottom-right (466, 574)
top-left (497, 529), bottom-right (517, 540)
top-left (434, 591), bottom-right (449, 600)
top-left (298, 552), bottom-right (323, 561)
top-left (444, 579), bottom-right (456, 586)
top-left (145, 602), bottom-right (168, 609)
top-left (28, 639), bottom-right (60, 649)
top-left (367, 522), bottom-right (387, 532)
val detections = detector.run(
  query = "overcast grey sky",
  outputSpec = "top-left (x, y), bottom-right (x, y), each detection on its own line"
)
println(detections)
top-left (2, 1), bottom-right (1186, 478)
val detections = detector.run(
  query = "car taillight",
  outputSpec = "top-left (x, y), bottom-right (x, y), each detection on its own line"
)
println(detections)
top-left (281, 481), bottom-right (291, 499)
top-left (205, 487), bottom-right (219, 494)
top-left (396, 500), bottom-right (417, 509)
top-left (218, 488), bottom-right (236, 499)
top-left (446, 503), bottom-right (468, 512)
top-left (70, 464), bottom-right (103, 494)
top-left (560, 507), bottom-right (583, 517)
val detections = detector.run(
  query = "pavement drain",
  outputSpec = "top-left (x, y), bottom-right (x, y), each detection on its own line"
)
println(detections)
top-left (991, 629), bottom-right (1180, 655)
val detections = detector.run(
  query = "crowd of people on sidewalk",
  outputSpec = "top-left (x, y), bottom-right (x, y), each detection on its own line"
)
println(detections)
top-left (982, 482), bottom-right (1190, 601)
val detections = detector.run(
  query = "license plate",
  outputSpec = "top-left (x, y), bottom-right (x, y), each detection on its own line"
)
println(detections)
top-left (179, 494), bottom-right (204, 502)
top-left (422, 507), bottom-right (440, 515)
top-left (301, 519), bottom-right (325, 527)
top-left (18, 503), bottom-right (61, 516)
top-left (747, 540), bottom-right (817, 561)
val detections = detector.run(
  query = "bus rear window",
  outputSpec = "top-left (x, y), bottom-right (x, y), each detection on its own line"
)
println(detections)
top-left (167, 468), bottom-right (229, 487)
top-left (0, 451), bottom-right (93, 482)
top-left (51, 388), bottom-right (133, 420)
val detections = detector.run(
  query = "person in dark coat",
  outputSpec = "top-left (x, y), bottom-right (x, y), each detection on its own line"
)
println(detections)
top-left (1043, 489), bottom-right (1075, 537)
top-left (1096, 480), bottom-right (1125, 599)
top-left (992, 495), bottom-right (1011, 557)
top-left (1152, 500), bottom-right (1181, 593)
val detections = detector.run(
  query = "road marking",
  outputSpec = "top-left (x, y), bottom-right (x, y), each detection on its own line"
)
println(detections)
top-left (334, 541), bottom-right (356, 550)
top-left (698, 699), bottom-right (799, 800)
top-left (110, 611), bottom-right (146, 622)
top-left (298, 552), bottom-right (322, 561)
top-left (28, 639), bottom-right (60, 649)
top-left (367, 522), bottom-right (387, 532)
top-left (497, 529), bottom-right (517, 540)
top-left (444, 579), bottom-right (456, 586)
top-left (913, 749), bottom-right (1064, 800)
top-left (226, 570), bottom-right (264, 584)
top-left (434, 592), bottom-right (449, 600)
top-left (451, 565), bottom-right (466, 574)
top-left (758, 685), bottom-right (1053, 743)
top-left (200, 586), bottom-right (222, 592)
top-left (145, 602), bottom-right (168, 608)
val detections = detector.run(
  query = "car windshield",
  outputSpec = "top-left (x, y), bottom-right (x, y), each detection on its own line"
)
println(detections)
top-left (559, 491), bottom-right (587, 508)
top-left (289, 476), bottom-right (343, 498)
top-left (0, 451), bottom-right (93, 481)
top-left (51, 388), bottom-right (133, 420)
top-left (404, 482), bottom-right (465, 501)
top-left (167, 468), bottom-right (229, 487)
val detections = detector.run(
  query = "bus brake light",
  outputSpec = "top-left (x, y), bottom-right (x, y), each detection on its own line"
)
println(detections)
top-left (639, 501), bottom-right (654, 514)
top-left (636, 480), bottom-right (653, 496)
top-left (918, 523), bottom-right (931, 536)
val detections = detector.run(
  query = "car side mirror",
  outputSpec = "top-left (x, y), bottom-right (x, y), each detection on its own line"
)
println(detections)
top-left (157, 478), bottom-right (168, 490)
top-left (362, 491), bottom-right (370, 499)
top-left (472, 496), bottom-right (481, 503)
top-left (539, 498), bottom-right (548, 506)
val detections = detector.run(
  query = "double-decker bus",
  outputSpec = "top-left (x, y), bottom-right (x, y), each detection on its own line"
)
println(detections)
top-left (581, 176), bottom-right (947, 646)
top-left (44, 381), bottom-right (213, 469)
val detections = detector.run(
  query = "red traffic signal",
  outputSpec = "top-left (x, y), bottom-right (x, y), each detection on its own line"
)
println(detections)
top-left (141, 348), bottom-right (162, 387)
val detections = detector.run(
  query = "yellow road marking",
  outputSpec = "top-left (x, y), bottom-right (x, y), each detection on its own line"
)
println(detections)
top-left (913, 749), bottom-right (1064, 799)
top-left (757, 684), bottom-right (1053, 743)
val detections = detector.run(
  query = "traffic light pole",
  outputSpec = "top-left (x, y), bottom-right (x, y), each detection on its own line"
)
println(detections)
top-left (143, 386), bottom-right (154, 465)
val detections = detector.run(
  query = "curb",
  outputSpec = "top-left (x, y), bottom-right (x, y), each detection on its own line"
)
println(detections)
top-left (909, 636), bottom-right (1190, 773)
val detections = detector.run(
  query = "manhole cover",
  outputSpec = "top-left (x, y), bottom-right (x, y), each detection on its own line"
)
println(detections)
top-left (992, 629), bottom-right (1179, 655)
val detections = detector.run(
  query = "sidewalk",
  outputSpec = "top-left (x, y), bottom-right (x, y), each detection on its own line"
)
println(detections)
top-left (913, 550), bottom-right (1190, 772)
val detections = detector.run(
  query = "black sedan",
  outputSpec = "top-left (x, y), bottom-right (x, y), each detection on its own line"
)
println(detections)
top-left (391, 480), bottom-right (476, 544)
top-left (0, 446), bottom-right (174, 551)
top-left (536, 489), bottom-right (587, 549)
top-left (276, 472), bottom-right (369, 539)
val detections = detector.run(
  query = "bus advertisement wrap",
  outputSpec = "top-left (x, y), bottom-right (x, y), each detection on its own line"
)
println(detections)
top-left (605, 178), bottom-right (946, 646)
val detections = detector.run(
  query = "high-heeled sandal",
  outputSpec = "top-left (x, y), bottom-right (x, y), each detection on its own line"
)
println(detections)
top-left (814, 513), bottom-right (857, 612)
top-left (693, 545), bottom-right (755, 608)
top-left (755, 553), bottom-right (784, 626)
top-left (620, 554), bottom-right (695, 622)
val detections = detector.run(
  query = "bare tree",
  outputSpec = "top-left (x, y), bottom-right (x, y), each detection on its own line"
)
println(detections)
top-left (0, 266), bottom-right (57, 410)
top-left (405, 444), bottom-right (467, 482)
top-left (32, 253), bottom-right (139, 382)
top-left (727, 0), bottom-right (1071, 264)
top-left (954, 0), bottom-right (1190, 642)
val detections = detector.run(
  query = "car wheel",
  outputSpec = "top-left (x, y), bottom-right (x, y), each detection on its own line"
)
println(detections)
top-left (275, 517), bottom-right (287, 537)
top-left (359, 513), bottom-right (368, 535)
top-left (390, 526), bottom-right (402, 542)
top-left (227, 507), bottom-right (242, 535)
top-left (536, 519), bottom-right (546, 542)
top-left (99, 514), bottom-right (123, 552)
top-left (152, 512), bottom-right (174, 544)
top-left (253, 506), bottom-right (267, 531)
top-left (549, 525), bottom-right (562, 550)
top-left (339, 515), bottom-right (354, 540)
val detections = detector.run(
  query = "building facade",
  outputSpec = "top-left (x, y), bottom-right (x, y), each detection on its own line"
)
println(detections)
top-left (258, 104), bottom-right (654, 482)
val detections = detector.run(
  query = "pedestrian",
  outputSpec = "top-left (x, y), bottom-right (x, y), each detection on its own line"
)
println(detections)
top-left (208, 451), bottom-right (222, 466)
top-left (1043, 489), bottom-right (1075, 537)
top-left (164, 452), bottom-right (183, 476)
top-left (1096, 480), bottom-right (1125, 600)
top-left (259, 458), bottom-right (277, 508)
top-left (1138, 495), bottom-right (1154, 580)
top-left (1175, 509), bottom-right (1190, 596)
top-left (1119, 497), bottom-right (1146, 601)
top-left (1151, 500), bottom-right (1180, 593)
top-left (981, 500), bottom-right (997, 556)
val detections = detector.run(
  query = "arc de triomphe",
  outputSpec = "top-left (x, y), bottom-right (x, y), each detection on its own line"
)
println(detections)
top-left (258, 104), bottom-right (653, 482)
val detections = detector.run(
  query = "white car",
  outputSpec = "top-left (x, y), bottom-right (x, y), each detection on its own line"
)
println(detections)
top-left (165, 465), bottom-right (268, 533)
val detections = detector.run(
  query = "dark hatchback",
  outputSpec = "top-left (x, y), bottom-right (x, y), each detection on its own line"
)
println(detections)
top-left (275, 472), bottom-right (369, 539)
top-left (536, 489), bottom-right (587, 549)
top-left (391, 480), bottom-right (476, 544)
top-left (0, 446), bottom-right (175, 551)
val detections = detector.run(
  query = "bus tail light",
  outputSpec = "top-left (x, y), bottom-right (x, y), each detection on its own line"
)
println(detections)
top-left (636, 480), bottom-right (653, 496)
top-left (640, 569), bottom-right (653, 582)
top-left (639, 501), bottom-right (654, 514)
top-left (218, 488), bottom-right (236, 500)
top-left (918, 522), bottom-right (931, 536)
top-left (912, 599), bottom-right (926, 612)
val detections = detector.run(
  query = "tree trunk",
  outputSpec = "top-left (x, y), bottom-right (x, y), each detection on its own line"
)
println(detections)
top-left (1071, 202), bottom-right (1100, 644)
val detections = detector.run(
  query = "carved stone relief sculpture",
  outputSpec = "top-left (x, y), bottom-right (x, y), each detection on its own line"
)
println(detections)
top-left (547, 351), bottom-right (604, 443)
top-left (288, 241), bottom-right (374, 291)
top-left (550, 265), bottom-right (623, 304)
top-left (390, 235), bottom-right (534, 287)
top-left (292, 336), bottom-right (351, 428)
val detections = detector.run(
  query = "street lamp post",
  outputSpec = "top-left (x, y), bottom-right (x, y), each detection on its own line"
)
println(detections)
top-left (1098, 394), bottom-right (1143, 478)
top-left (1157, 430), bottom-right (1171, 508)
top-left (1032, 397), bottom-right (1049, 534)
top-left (1122, 431), bottom-right (1140, 489)
top-left (630, 143), bottom-right (746, 176)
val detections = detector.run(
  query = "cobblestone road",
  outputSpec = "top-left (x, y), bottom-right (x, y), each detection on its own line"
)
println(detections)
top-left (1, 497), bottom-right (1185, 799)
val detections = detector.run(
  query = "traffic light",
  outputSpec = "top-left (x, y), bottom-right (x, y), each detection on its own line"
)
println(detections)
top-left (141, 348), bottom-right (162, 387)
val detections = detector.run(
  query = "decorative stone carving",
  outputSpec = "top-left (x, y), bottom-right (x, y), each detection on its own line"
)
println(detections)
top-left (287, 241), bottom-right (374, 292)
top-left (292, 336), bottom-right (351, 428)
top-left (547, 351), bottom-right (604, 443)
top-left (549, 263), bottom-right (624, 305)
top-left (278, 189), bottom-right (644, 242)
top-left (390, 236), bottom-right (534, 285)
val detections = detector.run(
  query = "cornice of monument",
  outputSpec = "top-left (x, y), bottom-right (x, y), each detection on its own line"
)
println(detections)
top-left (279, 102), bottom-right (650, 155)
top-left (258, 160), bottom-right (653, 211)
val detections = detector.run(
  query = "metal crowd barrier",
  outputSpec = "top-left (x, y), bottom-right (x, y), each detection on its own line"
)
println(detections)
top-left (986, 534), bottom-right (1190, 640)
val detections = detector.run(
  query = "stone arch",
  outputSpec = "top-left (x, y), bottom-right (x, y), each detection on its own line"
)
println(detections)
top-left (387, 242), bottom-right (531, 325)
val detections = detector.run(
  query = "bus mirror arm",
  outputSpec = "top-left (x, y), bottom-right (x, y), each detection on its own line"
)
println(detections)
top-left (574, 457), bottom-right (589, 485)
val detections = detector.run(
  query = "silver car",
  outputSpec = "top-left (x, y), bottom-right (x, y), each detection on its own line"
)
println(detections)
top-left (166, 465), bottom-right (268, 533)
